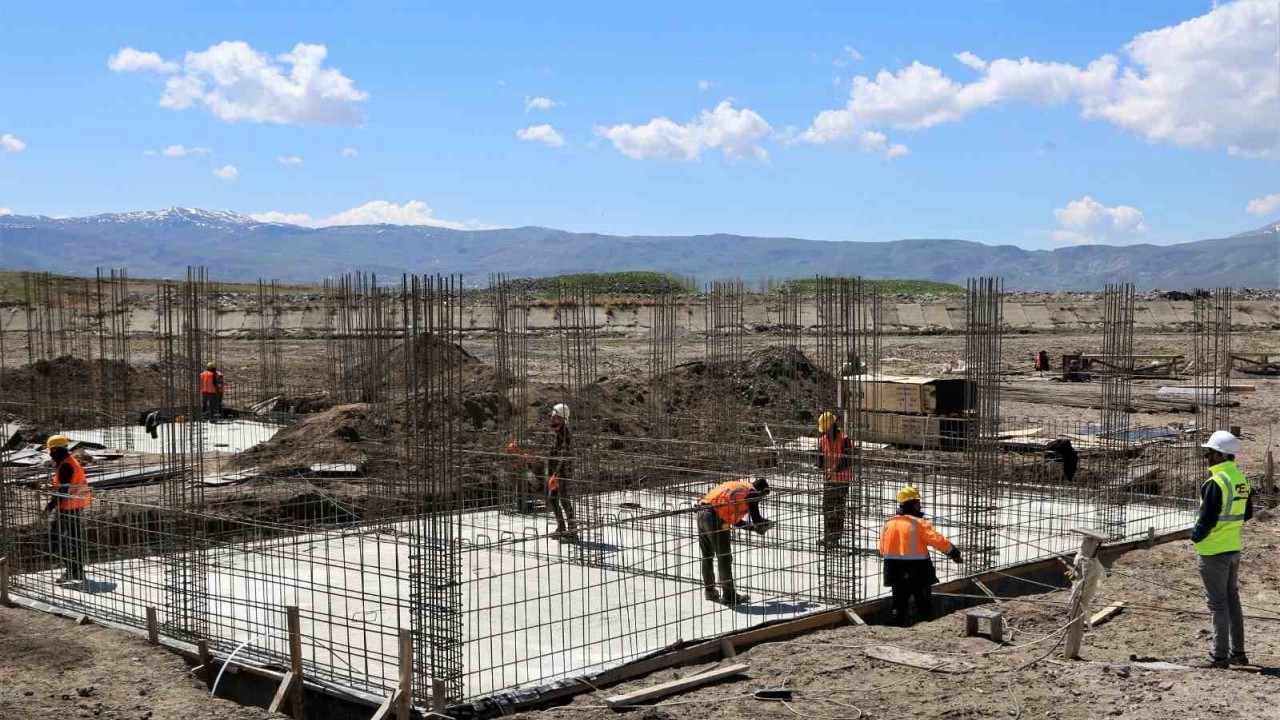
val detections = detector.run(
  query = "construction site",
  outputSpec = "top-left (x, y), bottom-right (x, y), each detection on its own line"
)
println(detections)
top-left (1, 270), bottom-right (1278, 720)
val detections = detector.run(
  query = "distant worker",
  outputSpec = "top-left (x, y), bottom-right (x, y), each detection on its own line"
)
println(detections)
top-left (547, 403), bottom-right (579, 541)
top-left (1190, 430), bottom-right (1252, 669)
top-left (504, 440), bottom-right (541, 514)
top-left (816, 411), bottom-right (853, 548)
top-left (878, 485), bottom-right (962, 626)
top-left (1035, 350), bottom-right (1051, 373)
top-left (1044, 438), bottom-right (1080, 483)
top-left (200, 362), bottom-right (225, 420)
top-left (697, 477), bottom-right (772, 605)
top-left (42, 435), bottom-right (91, 587)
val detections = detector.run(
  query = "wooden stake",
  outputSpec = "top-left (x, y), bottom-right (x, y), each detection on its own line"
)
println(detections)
top-left (1063, 528), bottom-right (1106, 660)
top-left (719, 638), bottom-right (737, 659)
top-left (286, 606), bottom-right (306, 720)
top-left (0, 556), bottom-right (10, 607)
top-left (145, 607), bottom-right (159, 645)
top-left (396, 629), bottom-right (412, 720)
top-left (1265, 449), bottom-right (1274, 495)
top-left (268, 670), bottom-right (296, 714)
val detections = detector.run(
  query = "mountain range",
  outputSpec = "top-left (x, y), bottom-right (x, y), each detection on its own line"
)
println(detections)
top-left (1, 207), bottom-right (1277, 290)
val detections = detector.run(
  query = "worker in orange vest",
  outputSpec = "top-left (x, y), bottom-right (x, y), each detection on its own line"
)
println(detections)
top-left (42, 435), bottom-right (92, 587)
top-left (697, 477), bottom-right (772, 605)
top-left (878, 485), bottom-right (962, 626)
top-left (199, 362), bottom-right (225, 420)
top-left (816, 411), bottom-right (853, 548)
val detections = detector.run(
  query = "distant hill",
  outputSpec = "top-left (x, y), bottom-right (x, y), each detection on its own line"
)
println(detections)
top-left (1, 207), bottom-right (1276, 290)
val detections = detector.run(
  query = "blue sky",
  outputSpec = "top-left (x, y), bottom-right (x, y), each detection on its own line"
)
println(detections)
top-left (0, 0), bottom-right (1276, 248)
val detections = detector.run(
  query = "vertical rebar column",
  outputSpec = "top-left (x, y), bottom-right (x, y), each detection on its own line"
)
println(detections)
top-left (555, 278), bottom-right (601, 557)
top-left (405, 274), bottom-right (464, 703)
top-left (962, 277), bottom-right (1003, 570)
top-left (648, 289), bottom-right (677, 437)
top-left (1098, 283), bottom-right (1135, 540)
top-left (1193, 288), bottom-right (1233, 434)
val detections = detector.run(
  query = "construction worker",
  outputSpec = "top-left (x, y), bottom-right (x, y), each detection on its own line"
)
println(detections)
top-left (200, 362), bottom-right (225, 420)
top-left (697, 477), bottom-right (773, 605)
top-left (816, 411), bottom-right (853, 548)
top-left (42, 435), bottom-right (91, 587)
top-left (878, 485), bottom-right (962, 626)
top-left (546, 403), bottom-right (578, 540)
top-left (1189, 430), bottom-right (1253, 668)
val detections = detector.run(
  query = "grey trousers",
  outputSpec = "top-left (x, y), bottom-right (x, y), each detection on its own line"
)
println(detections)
top-left (1198, 551), bottom-right (1244, 660)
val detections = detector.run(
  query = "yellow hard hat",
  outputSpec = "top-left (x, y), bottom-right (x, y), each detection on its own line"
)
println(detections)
top-left (206, 362), bottom-right (217, 370)
top-left (817, 411), bottom-right (837, 433)
top-left (45, 434), bottom-right (70, 450)
top-left (897, 485), bottom-right (921, 504)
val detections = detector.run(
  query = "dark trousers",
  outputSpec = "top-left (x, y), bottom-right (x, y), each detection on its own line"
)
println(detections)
top-left (548, 481), bottom-right (576, 532)
top-left (890, 580), bottom-right (933, 626)
top-left (697, 508), bottom-right (734, 594)
top-left (821, 482), bottom-right (850, 542)
top-left (201, 392), bottom-right (223, 419)
top-left (50, 509), bottom-right (86, 581)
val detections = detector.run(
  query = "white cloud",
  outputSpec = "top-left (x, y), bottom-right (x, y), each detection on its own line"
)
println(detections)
top-left (597, 100), bottom-right (772, 162)
top-left (1, 134), bottom-right (26, 153)
top-left (212, 164), bottom-right (239, 180)
top-left (833, 46), bottom-right (863, 68)
top-left (698, 79), bottom-right (714, 90)
top-left (250, 200), bottom-right (494, 230)
top-left (107, 47), bottom-right (178, 73)
top-left (516, 124), bottom-right (566, 147)
top-left (341, 147), bottom-right (358, 157)
top-left (802, 2), bottom-right (1279, 159)
top-left (160, 144), bottom-right (211, 157)
top-left (857, 130), bottom-right (909, 159)
top-left (1246, 193), bottom-right (1280, 217)
top-left (0, 207), bottom-right (13, 216)
top-left (525, 96), bottom-right (559, 111)
top-left (117, 41), bottom-right (368, 126)
top-left (277, 155), bottom-right (303, 165)
top-left (1052, 196), bottom-right (1148, 244)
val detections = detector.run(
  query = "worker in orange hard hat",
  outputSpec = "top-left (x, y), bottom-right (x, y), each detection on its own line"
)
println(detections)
top-left (878, 485), bottom-right (962, 626)
top-left (199, 362), bottom-right (225, 421)
top-left (43, 435), bottom-right (92, 587)
top-left (816, 411), bottom-right (853, 549)
top-left (697, 477), bottom-right (773, 605)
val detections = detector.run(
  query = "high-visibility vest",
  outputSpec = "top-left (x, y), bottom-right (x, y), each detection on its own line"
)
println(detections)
top-left (821, 432), bottom-right (852, 483)
top-left (878, 514), bottom-right (952, 560)
top-left (52, 456), bottom-right (91, 511)
top-left (701, 480), bottom-right (754, 526)
top-left (1194, 461), bottom-right (1250, 556)
top-left (200, 370), bottom-right (224, 395)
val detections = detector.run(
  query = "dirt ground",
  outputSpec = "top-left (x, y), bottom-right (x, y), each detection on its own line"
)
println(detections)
top-left (0, 604), bottom-right (281, 720)
top-left (513, 516), bottom-right (1280, 720)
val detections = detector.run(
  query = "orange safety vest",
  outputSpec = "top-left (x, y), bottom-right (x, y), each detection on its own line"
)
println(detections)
top-left (701, 480), bottom-right (754, 526)
top-left (878, 514), bottom-right (951, 560)
top-left (821, 432), bottom-right (852, 483)
top-left (52, 456), bottom-right (91, 511)
top-left (200, 370), bottom-right (224, 395)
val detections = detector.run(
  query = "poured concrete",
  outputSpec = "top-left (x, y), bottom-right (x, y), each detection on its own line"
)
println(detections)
top-left (61, 419), bottom-right (282, 454)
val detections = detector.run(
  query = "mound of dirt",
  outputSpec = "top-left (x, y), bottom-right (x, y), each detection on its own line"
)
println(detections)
top-left (234, 403), bottom-right (392, 473)
top-left (0, 356), bottom-right (168, 426)
top-left (342, 332), bottom-right (495, 396)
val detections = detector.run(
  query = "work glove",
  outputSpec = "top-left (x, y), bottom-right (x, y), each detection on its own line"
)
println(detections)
top-left (751, 520), bottom-right (774, 536)
top-left (947, 546), bottom-right (964, 564)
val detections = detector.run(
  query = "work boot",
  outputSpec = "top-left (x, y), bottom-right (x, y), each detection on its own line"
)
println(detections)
top-left (720, 591), bottom-right (750, 606)
top-left (1188, 655), bottom-right (1228, 669)
top-left (704, 588), bottom-right (721, 603)
top-left (1228, 652), bottom-right (1250, 666)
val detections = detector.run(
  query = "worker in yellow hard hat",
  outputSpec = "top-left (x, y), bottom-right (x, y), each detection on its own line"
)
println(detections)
top-left (199, 362), bottom-right (226, 421)
top-left (878, 484), bottom-right (962, 626)
top-left (816, 411), bottom-right (853, 549)
top-left (43, 435), bottom-right (91, 587)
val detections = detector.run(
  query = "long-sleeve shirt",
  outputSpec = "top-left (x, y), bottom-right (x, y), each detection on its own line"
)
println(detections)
top-left (45, 458), bottom-right (75, 512)
top-left (1190, 477), bottom-right (1254, 543)
top-left (547, 425), bottom-right (572, 480)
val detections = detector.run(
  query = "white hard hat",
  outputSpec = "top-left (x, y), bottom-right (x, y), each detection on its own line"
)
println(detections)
top-left (551, 403), bottom-right (570, 421)
top-left (1201, 430), bottom-right (1240, 455)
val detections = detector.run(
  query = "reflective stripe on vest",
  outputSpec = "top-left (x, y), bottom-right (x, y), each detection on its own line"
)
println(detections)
top-left (701, 480), bottom-right (753, 526)
top-left (881, 516), bottom-right (928, 559)
top-left (821, 432), bottom-right (852, 483)
top-left (54, 456), bottom-right (91, 511)
top-left (1195, 462), bottom-right (1249, 556)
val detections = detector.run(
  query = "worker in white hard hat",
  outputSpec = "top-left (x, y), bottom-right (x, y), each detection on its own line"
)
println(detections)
top-left (546, 403), bottom-right (578, 541)
top-left (1189, 430), bottom-right (1252, 669)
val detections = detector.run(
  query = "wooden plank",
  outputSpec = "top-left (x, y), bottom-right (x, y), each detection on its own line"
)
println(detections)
top-left (864, 645), bottom-right (973, 674)
top-left (843, 608), bottom-right (866, 626)
top-left (145, 607), bottom-right (159, 645)
top-left (370, 689), bottom-right (401, 720)
top-left (0, 556), bottom-right (10, 607)
top-left (286, 606), bottom-right (306, 720)
top-left (719, 638), bottom-right (737, 658)
top-left (268, 670), bottom-right (296, 714)
top-left (1089, 601), bottom-right (1126, 627)
top-left (604, 663), bottom-right (749, 707)
top-left (396, 630), bottom-right (412, 720)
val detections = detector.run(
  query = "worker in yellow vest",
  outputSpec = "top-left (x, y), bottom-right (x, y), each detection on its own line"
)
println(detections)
top-left (697, 477), bottom-right (772, 605)
top-left (1189, 430), bottom-right (1253, 668)
top-left (43, 435), bottom-right (92, 587)
top-left (816, 411), bottom-right (853, 548)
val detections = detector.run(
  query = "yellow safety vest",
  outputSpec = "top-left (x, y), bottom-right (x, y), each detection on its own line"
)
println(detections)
top-left (1194, 461), bottom-right (1250, 556)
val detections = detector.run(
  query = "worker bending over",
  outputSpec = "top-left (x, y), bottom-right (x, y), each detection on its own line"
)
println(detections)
top-left (697, 477), bottom-right (772, 605)
top-left (878, 485), bottom-right (962, 626)
top-left (1190, 430), bottom-right (1252, 668)
top-left (199, 362), bottom-right (225, 420)
top-left (546, 403), bottom-right (579, 541)
top-left (43, 435), bottom-right (92, 587)
top-left (816, 411), bottom-right (853, 548)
